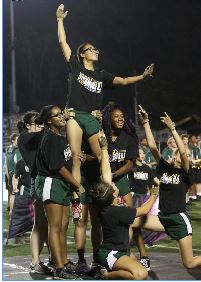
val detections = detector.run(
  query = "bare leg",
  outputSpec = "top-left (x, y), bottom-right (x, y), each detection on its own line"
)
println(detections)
top-left (133, 228), bottom-right (148, 257)
top-left (66, 119), bottom-right (83, 183)
top-left (105, 255), bottom-right (148, 280)
top-left (74, 204), bottom-right (88, 252)
top-left (31, 201), bottom-right (48, 265)
top-left (44, 203), bottom-right (64, 268)
top-left (132, 215), bottom-right (165, 232)
top-left (88, 133), bottom-right (102, 162)
top-left (178, 235), bottom-right (201, 268)
top-left (60, 205), bottom-right (69, 264)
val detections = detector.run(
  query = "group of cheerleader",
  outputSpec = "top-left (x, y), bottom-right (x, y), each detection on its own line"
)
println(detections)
top-left (13, 3), bottom-right (201, 280)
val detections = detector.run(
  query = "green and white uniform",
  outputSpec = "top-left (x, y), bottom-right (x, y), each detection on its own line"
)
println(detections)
top-left (35, 129), bottom-right (73, 206)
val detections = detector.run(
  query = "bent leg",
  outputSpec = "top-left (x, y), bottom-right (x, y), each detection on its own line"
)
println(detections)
top-left (178, 235), bottom-right (201, 268)
top-left (109, 255), bottom-right (148, 280)
top-left (133, 215), bottom-right (165, 232)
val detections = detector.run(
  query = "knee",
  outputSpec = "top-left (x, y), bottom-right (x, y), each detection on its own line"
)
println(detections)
top-left (132, 268), bottom-right (148, 280)
top-left (49, 223), bottom-right (62, 234)
top-left (182, 259), bottom-right (195, 269)
top-left (76, 219), bottom-right (87, 228)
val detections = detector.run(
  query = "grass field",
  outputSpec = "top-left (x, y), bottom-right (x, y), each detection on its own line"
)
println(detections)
top-left (3, 200), bottom-right (201, 257)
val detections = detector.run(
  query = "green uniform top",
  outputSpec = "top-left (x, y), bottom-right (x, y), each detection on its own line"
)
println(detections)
top-left (161, 147), bottom-right (173, 161)
top-left (6, 145), bottom-right (21, 173)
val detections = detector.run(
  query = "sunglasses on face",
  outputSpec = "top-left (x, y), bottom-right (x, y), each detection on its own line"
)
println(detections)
top-left (49, 112), bottom-right (63, 119)
top-left (30, 123), bottom-right (44, 128)
top-left (82, 47), bottom-right (99, 53)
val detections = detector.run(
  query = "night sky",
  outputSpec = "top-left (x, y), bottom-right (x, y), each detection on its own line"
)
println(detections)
top-left (3, 0), bottom-right (201, 129)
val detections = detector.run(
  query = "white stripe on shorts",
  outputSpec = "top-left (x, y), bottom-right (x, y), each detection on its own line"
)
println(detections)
top-left (107, 250), bottom-right (118, 270)
top-left (42, 177), bottom-right (52, 202)
top-left (20, 185), bottom-right (24, 196)
top-left (180, 212), bottom-right (192, 234)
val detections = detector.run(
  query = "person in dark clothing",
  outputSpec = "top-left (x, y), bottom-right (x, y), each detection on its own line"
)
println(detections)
top-left (17, 111), bottom-right (52, 275)
top-left (35, 105), bottom-right (84, 280)
top-left (91, 131), bottom-right (159, 280)
top-left (136, 105), bottom-right (201, 269)
top-left (102, 104), bottom-right (138, 208)
top-left (56, 3), bottom-right (154, 188)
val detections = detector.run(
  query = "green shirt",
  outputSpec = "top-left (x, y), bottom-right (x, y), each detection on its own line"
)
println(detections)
top-left (6, 145), bottom-right (21, 173)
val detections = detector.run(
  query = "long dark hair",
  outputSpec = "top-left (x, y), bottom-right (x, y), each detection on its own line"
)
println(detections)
top-left (102, 104), bottom-right (139, 158)
top-left (17, 111), bottom-right (40, 133)
top-left (38, 105), bottom-right (57, 127)
top-left (76, 42), bottom-right (89, 64)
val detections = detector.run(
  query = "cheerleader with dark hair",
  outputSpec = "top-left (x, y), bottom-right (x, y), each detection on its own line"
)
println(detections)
top-left (56, 3), bottom-right (154, 187)
top-left (102, 104), bottom-right (138, 207)
top-left (35, 105), bottom-right (84, 280)
top-left (17, 111), bottom-right (52, 275)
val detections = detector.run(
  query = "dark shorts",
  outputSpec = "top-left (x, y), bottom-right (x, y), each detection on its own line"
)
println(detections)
top-left (79, 176), bottom-right (98, 204)
top-left (158, 212), bottom-right (192, 240)
top-left (114, 175), bottom-right (131, 196)
top-left (74, 110), bottom-right (101, 137)
top-left (98, 247), bottom-right (129, 271)
top-left (35, 176), bottom-right (71, 206)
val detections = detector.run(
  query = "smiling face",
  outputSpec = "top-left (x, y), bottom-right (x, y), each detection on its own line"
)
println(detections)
top-left (80, 44), bottom-right (99, 62)
top-left (110, 109), bottom-right (125, 129)
top-left (137, 148), bottom-right (145, 162)
top-left (48, 107), bottom-right (65, 129)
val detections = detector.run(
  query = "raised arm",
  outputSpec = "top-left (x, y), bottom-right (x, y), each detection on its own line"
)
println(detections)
top-left (113, 64), bottom-right (154, 86)
top-left (98, 131), bottom-right (112, 184)
top-left (138, 105), bottom-right (161, 162)
top-left (160, 113), bottom-right (189, 172)
top-left (56, 4), bottom-right (71, 62)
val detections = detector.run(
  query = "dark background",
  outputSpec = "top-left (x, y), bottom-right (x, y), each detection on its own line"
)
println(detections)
top-left (3, 0), bottom-right (201, 129)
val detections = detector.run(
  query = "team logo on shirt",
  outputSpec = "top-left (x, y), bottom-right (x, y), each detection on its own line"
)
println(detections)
top-left (110, 149), bottom-right (126, 163)
top-left (160, 173), bottom-right (180, 184)
top-left (64, 146), bottom-right (72, 161)
top-left (133, 172), bottom-right (148, 180)
top-left (25, 165), bottom-right (29, 173)
top-left (77, 72), bottom-right (102, 93)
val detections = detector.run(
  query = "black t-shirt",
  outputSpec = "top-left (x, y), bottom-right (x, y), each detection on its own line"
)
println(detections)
top-left (36, 129), bottom-right (72, 178)
top-left (157, 158), bottom-right (192, 214)
top-left (67, 56), bottom-right (115, 112)
top-left (128, 163), bottom-right (155, 194)
top-left (110, 130), bottom-right (136, 173)
top-left (101, 205), bottom-right (136, 250)
top-left (15, 158), bottom-right (31, 188)
top-left (18, 131), bottom-right (43, 178)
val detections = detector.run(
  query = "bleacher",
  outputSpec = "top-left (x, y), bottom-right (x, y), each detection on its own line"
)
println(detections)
top-left (3, 113), bottom-right (23, 148)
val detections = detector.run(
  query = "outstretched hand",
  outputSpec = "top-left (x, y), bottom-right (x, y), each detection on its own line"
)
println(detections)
top-left (142, 63), bottom-right (154, 79)
top-left (98, 130), bottom-right (108, 149)
top-left (138, 105), bottom-right (149, 125)
top-left (160, 112), bottom-right (175, 130)
top-left (56, 4), bottom-right (68, 21)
